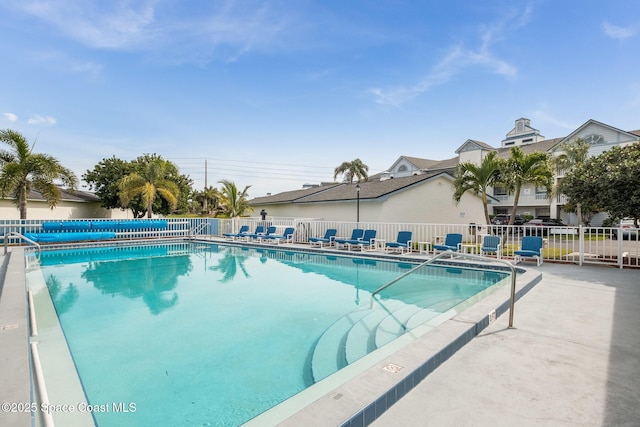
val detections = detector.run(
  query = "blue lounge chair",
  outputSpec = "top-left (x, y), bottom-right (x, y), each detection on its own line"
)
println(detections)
top-left (223, 225), bottom-right (250, 240)
top-left (250, 226), bottom-right (277, 241)
top-left (385, 231), bottom-right (413, 254)
top-left (345, 229), bottom-right (377, 251)
top-left (334, 229), bottom-right (365, 249)
top-left (309, 229), bottom-right (337, 248)
top-left (433, 233), bottom-right (463, 253)
top-left (514, 236), bottom-right (544, 266)
top-left (241, 225), bottom-right (265, 241)
top-left (480, 235), bottom-right (502, 259)
top-left (260, 227), bottom-right (296, 244)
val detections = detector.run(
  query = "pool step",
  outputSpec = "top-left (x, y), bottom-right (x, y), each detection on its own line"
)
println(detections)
top-left (310, 307), bottom-right (374, 382)
top-left (310, 297), bottom-right (431, 381)
top-left (374, 297), bottom-right (466, 348)
top-left (343, 296), bottom-right (450, 365)
top-left (311, 292), bottom-right (471, 382)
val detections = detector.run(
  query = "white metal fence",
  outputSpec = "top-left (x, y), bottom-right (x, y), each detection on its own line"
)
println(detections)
top-left (218, 218), bottom-right (640, 269)
top-left (2, 218), bottom-right (638, 269)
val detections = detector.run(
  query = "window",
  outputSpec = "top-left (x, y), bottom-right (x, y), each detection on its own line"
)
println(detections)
top-left (494, 186), bottom-right (507, 196)
top-left (522, 138), bottom-right (533, 143)
top-left (583, 134), bottom-right (605, 145)
top-left (398, 165), bottom-right (408, 172)
top-left (535, 186), bottom-right (547, 194)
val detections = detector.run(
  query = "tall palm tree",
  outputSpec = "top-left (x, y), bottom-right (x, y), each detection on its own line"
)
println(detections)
top-left (554, 138), bottom-right (589, 225)
top-left (453, 151), bottom-right (503, 225)
top-left (500, 146), bottom-right (554, 225)
top-left (334, 158), bottom-right (369, 183)
top-left (118, 158), bottom-right (180, 218)
top-left (218, 179), bottom-right (253, 218)
top-left (0, 129), bottom-right (78, 219)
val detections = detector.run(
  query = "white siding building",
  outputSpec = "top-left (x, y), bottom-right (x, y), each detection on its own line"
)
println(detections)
top-left (250, 118), bottom-right (639, 226)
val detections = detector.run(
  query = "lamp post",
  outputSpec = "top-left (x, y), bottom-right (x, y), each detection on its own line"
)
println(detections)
top-left (356, 183), bottom-right (360, 223)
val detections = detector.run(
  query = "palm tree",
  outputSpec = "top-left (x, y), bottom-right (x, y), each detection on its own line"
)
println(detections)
top-left (500, 146), bottom-right (554, 225)
top-left (453, 151), bottom-right (503, 225)
top-left (196, 185), bottom-right (221, 215)
top-left (334, 158), bottom-right (369, 183)
top-left (0, 129), bottom-right (78, 219)
top-left (554, 138), bottom-right (589, 225)
top-left (118, 158), bottom-right (180, 218)
top-left (218, 179), bottom-right (253, 218)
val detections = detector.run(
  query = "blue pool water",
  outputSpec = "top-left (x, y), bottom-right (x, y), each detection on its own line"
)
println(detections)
top-left (30, 242), bottom-right (507, 426)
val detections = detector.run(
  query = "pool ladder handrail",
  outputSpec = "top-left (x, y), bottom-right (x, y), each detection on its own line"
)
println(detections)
top-left (189, 222), bottom-right (210, 239)
top-left (4, 231), bottom-right (41, 254)
top-left (370, 250), bottom-right (518, 328)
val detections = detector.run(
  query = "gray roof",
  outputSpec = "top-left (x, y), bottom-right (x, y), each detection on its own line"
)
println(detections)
top-left (250, 184), bottom-right (341, 205)
top-left (495, 138), bottom-right (564, 158)
top-left (250, 169), bottom-right (455, 205)
top-left (399, 156), bottom-right (442, 170)
top-left (26, 187), bottom-right (100, 203)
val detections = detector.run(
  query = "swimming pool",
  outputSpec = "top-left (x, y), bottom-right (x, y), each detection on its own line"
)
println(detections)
top-left (27, 241), bottom-right (509, 426)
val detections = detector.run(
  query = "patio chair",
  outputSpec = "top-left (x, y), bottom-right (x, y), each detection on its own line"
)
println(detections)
top-left (242, 225), bottom-right (265, 241)
top-left (260, 227), bottom-right (295, 244)
top-left (308, 229), bottom-right (337, 248)
top-left (223, 225), bottom-right (249, 240)
top-left (514, 236), bottom-right (544, 266)
top-left (432, 233), bottom-right (463, 253)
top-left (251, 226), bottom-right (277, 241)
top-left (385, 231), bottom-right (412, 254)
top-left (334, 229), bottom-right (365, 249)
top-left (345, 229), bottom-right (377, 251)
top-left (480, 235), bottom-right (502, 259)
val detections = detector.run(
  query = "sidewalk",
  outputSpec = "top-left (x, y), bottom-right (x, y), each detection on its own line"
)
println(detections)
top-left (370, 264), bottom-right (640, 426)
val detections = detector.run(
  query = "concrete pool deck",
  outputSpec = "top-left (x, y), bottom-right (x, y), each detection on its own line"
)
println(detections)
top-left (369, 263), bottom-right (640, 427)
top-left (1, 243), bottom-right (639, 426)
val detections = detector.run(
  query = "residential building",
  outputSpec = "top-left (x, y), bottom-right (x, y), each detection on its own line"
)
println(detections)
top-left (252, 118), bottom-right (639, 225)
top-left (0, 187), bottom-right (130, 220)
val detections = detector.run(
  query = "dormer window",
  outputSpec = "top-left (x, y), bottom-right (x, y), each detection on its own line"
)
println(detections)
top-left (583, 134), bottom-right (605, 145)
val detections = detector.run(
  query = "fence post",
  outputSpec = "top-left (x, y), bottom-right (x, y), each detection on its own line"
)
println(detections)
top-left (579, 225), bottom-right (584, 266)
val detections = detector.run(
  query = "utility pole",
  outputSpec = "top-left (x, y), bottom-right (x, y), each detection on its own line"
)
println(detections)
top-left (203, 159), bottom-right (208, 212)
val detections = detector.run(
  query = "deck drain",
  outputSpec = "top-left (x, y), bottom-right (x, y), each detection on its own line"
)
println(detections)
top-left (2, 323), bottom-right (19, 331)
top-left (383, 363), bottom-right (404, 374)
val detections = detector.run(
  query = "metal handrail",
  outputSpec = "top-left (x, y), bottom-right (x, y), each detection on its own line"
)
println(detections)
top-left (4, 232), bottom-right (41, 255)
top-left (370, 250), bottom-right (518, 328)
top-left (189, 222), bottom-right (210, 238)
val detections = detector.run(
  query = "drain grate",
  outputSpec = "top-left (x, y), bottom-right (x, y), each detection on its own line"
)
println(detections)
top-left (383, 363), bottom-right (404, 374)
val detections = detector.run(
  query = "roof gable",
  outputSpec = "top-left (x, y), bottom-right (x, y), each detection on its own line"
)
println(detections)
top-left (558, 119), bottom-right (639, 148)
top-left (455, 139), bottom-right (494, 154)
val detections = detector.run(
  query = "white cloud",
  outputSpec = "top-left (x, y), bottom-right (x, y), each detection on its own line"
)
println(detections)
top-left (17, 0), bottom-right (158, 49)
top-left (28, 115), bottom-right (56, 125)
top-left (3, 112), bottom-right (18, 122)
top-left (602, 22), bottom-right (638, 40)
top-left (10, 0), bottom-right (291, 63)
top-left (369, 3), bottom-right (530, 107)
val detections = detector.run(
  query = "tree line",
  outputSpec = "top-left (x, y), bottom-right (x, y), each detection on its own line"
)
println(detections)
top-left (0, 130), bottom-right (252, 219)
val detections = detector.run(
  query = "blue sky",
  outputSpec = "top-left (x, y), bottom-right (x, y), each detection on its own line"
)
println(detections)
top-left (1, 0), bottom-right (639, 198)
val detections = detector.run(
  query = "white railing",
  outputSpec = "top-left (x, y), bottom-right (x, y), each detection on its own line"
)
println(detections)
top-left (217, 218), bottom-right (640, 269)
top-left (2, 218), bottom-right (638, 269)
